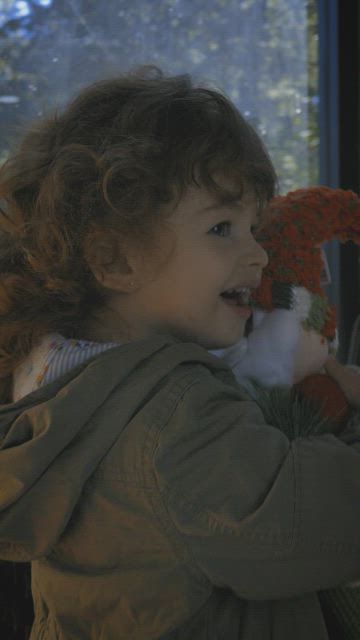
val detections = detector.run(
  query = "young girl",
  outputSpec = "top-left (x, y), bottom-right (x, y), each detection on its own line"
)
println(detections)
top-left (0, 66), bottom-right (360, 640)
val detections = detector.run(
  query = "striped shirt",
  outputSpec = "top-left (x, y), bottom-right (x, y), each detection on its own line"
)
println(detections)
top-left (12, 333), bottom-right (120, 402)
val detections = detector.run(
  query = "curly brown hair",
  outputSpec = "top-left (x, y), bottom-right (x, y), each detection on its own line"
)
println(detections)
top-left (0, 66), bottom-right (276, 402)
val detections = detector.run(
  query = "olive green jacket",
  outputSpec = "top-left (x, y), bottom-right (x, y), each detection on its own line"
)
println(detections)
top-left (0, 335), bottom-right (360, 639)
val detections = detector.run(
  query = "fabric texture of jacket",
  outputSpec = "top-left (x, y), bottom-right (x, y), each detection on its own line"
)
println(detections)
top-left (1, 334), bottom-right (360, 639)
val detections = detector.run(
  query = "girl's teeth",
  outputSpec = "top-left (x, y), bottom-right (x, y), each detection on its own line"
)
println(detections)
top-left (221, 287), bottom-right (251, 305)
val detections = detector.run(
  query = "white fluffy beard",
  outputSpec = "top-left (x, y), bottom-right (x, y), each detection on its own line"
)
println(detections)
top-left (212, 308), bottom-right (301, 389)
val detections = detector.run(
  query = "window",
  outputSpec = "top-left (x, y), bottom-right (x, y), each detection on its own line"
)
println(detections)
top-left (1, 0), bottom-right (319, 192)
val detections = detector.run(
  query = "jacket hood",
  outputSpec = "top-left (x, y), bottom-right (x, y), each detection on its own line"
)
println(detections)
top-left (0, 335), bottom-right (232, 561)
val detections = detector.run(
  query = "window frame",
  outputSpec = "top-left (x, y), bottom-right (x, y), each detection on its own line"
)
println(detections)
top-left (318, 0), bottom-right (360, 361)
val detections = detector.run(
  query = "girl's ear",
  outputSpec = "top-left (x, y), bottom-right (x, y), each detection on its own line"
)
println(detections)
top-left (85, 237), bottom-right (141, 293)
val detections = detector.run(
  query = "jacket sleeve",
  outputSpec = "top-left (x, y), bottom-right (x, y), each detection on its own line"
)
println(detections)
top-left (154, 372), bottom-right (360, 601)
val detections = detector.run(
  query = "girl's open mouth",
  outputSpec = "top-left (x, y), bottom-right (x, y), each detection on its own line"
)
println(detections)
top-left (220, 288), bottom-right (252, 318)
top-left (220, 287), bottom-right (251, 307)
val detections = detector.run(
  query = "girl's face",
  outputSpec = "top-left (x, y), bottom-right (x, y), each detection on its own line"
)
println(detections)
top-left (106, 184), bottom-right (268, 350)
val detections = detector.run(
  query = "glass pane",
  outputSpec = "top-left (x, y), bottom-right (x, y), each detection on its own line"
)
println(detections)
top-left (0, 0), bottom-right (319, 191)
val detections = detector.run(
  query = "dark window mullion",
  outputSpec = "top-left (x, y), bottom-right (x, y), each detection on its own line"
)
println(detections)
top-left (318, 0), bottom-right (360, 361)
top-left (338, 0), bottom-right (360, 362)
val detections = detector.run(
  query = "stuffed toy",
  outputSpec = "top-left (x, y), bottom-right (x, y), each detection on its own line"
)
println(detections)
top-left (214, 185), bottom-right (360, 639)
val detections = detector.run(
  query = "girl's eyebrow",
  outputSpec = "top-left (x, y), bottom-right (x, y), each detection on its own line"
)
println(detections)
top-left (199, 197), bottom-right (244, 214)
top-left (198, 200), bottom-right (263, 231)
top-left (199, 195), bottom-right (263, 224)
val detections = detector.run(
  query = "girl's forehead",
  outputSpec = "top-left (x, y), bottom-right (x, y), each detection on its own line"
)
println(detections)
top-left (168, 184), bottom-right (260, 231)
top-left (174, 183), bottom-right (258, 212)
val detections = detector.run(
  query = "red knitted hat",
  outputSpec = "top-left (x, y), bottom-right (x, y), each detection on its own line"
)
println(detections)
top-left (251, 186), bottom-right (360, 345)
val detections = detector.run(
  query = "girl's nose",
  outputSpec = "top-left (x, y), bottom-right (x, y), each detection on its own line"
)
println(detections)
top-left (249, 237), bottom-right (269, 269)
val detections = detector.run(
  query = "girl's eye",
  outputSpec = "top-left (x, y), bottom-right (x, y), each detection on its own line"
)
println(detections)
top-left (209, 221), bottom-right (232, 237)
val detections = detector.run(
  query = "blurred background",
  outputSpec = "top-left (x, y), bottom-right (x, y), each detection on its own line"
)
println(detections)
top-left (0, 0), bottom-right (358, 357)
